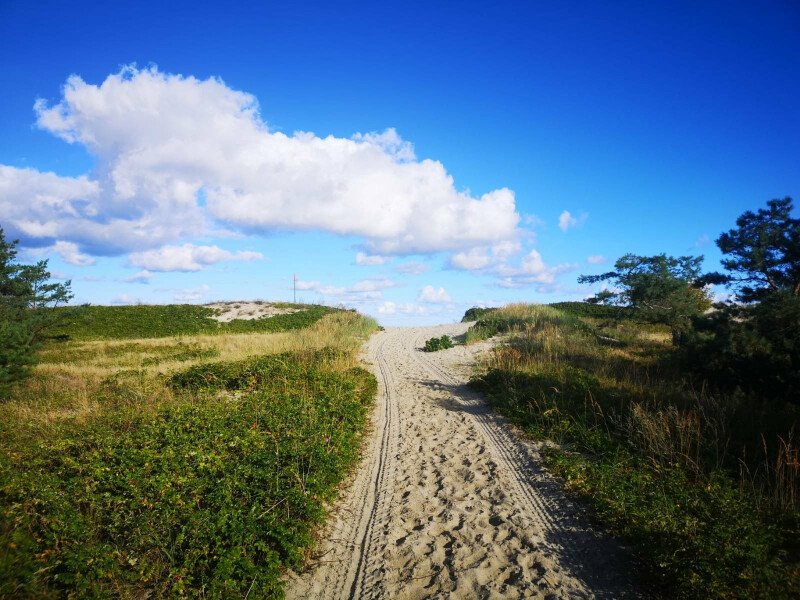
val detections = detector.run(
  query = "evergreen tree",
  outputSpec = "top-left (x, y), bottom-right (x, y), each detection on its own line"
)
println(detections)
top-left (0, 227), bottom-right (73, 394)
top-left (578, 253), bottom-right (712, 343)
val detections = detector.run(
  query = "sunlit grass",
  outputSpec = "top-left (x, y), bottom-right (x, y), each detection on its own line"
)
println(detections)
top-left (0, 308), bottom-right (380, 597)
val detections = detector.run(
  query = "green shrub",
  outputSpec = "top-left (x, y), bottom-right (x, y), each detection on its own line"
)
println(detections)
top-left (422, 335), bottom-right (454, 352)
top-left (0, 351), bottom-right (376, 598)
top-left (549, 301), bottom-right (634, 320)
top-left (48, 303), bottom-right (337, 341)
top-left (0, 318), bottom-right (35, 393)
top-left (461, 306), bottom-right (497, 322)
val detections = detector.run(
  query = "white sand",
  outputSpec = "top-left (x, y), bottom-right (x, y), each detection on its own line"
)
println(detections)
top-left (285, 323), bottom-right (637, 599)
top-left (205, 301), bottom-right (301, 322)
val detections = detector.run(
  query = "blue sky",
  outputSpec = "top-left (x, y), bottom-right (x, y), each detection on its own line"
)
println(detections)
top-left (1, 1), bottom-right (798, 325)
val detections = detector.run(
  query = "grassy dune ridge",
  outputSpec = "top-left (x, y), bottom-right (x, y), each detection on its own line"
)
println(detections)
top-left (47, 302), bottom-right (337, 341)
top-left (469, 302), bottom-right (800, 598)
top-left (1, 305), bottom-right (379, 598)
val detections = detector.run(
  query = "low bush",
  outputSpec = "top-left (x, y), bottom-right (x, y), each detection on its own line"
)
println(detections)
top-left (422, 335), bottom-right (454, 352)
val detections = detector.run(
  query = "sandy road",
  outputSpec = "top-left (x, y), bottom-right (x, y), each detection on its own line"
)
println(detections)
top-left (285, 323), bottom-right (636, 599)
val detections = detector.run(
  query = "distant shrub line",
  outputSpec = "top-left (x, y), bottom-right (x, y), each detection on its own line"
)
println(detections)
top-left (47, 303), bottom-right (337, 341)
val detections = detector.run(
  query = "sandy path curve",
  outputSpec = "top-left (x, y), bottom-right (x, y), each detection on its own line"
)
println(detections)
top-left (285, 324), bottom-right (637, 599)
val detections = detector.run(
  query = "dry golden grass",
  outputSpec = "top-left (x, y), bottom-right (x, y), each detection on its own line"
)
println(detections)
top-left (5, 311), bottom-right (376, 429)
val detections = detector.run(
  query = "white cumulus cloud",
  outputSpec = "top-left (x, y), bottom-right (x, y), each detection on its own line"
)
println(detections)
top-left (1, 66), bottom-right (521, 266)
top-left (495, 249), bottom-right (576, 288)
top-left (129, 243), bottom-right (263, 272)
top-left (53, 241), bottom-right (96, 266)
top-left (418, 285), bottom-right (452, 304)
top-left (448, 240), bottom-right (521, 271)
top-left (587, 255), bottom-right (606, 264)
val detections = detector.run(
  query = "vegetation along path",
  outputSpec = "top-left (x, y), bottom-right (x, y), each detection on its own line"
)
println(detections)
top-left (286, 323), bottom-right (637, 599)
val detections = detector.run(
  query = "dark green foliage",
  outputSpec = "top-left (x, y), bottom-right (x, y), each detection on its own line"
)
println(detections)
top-left (548, 301), bottom-right (634, 319)
top-left (469, 306), bottom-right (799, 598)
top-left (0, 352), bottom-right (376, 598)
top-left (422, 335), bottom-right (454, 352)
top-left (707, 197), bottom-right (800, 302)
top-left (461, 306), bottom-right (497, 322)
top-left (0, 319), bottom-right (35, 389)
top-left (0, 227), bottom-right (72, 393)
top-left (683, 198), bottom-right (800, 403)
top-left (579, 253), bottom-right (712, 343)
top-left (48, 303), bottom-right (337, 341)
top-left (544, 452), bottom-right (790, 598)
top-left (466, 314), bottom-right (531, 341)
top-left (684, 296), bottom-right (800, 402)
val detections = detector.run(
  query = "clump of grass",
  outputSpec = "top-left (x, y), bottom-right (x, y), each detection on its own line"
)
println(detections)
top-left (461, 306), bottom-right (497, 322)
top-left (422, 335), bottom-right (454, 352)
top-left (469, 303), bottom-right (799, 598)
top-left (0, 309), bottom-right (379, 597)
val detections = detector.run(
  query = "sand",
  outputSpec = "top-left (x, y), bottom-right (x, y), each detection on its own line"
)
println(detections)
top-left (205, 301), bottom-right (301, 322)
top-left (284, 323), bottom-right (638, 599)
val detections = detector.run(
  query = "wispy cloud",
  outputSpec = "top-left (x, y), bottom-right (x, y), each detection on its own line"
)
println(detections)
top-left (394, 261), bottom-right (428, 275)
top-left (295, 277), bottom-right (398, 303)
top-left (355, 252), bottom-right (391, 266)
top-left (174, 284), bottom-right (211, 303)
top-left (558, 210), bottom-right (577, 231)
top-left (378, 301), bottom-right (428, 315)
top-left (123, 270), bottom-right (153, 284)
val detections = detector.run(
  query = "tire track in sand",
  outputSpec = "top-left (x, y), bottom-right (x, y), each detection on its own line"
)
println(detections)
top-left (286, 324), bottom-right (637, 599)
top-left (285, 331), bottom-right (398, 599)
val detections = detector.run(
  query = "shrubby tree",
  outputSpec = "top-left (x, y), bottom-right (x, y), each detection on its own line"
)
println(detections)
top-left (689, 198), bottom-right (800, 401)
top-left (0, 227), bottom-right (73, 394)
top-left (578, 253), bottom-right (712, 343)
top-left (704, 197), bottom-right (800, 301)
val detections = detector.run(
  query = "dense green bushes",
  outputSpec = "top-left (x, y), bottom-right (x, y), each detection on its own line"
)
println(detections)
top-left (0, 351), bottom-right (376, 598)
top-left (48, 303), bottom-right (337, 341)
top-left (422, 335), bottom-right (454, 352)
top-left (548, 301), bottom-right (634, 320)
top-left (469, 304), bottom-right (799, 597)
